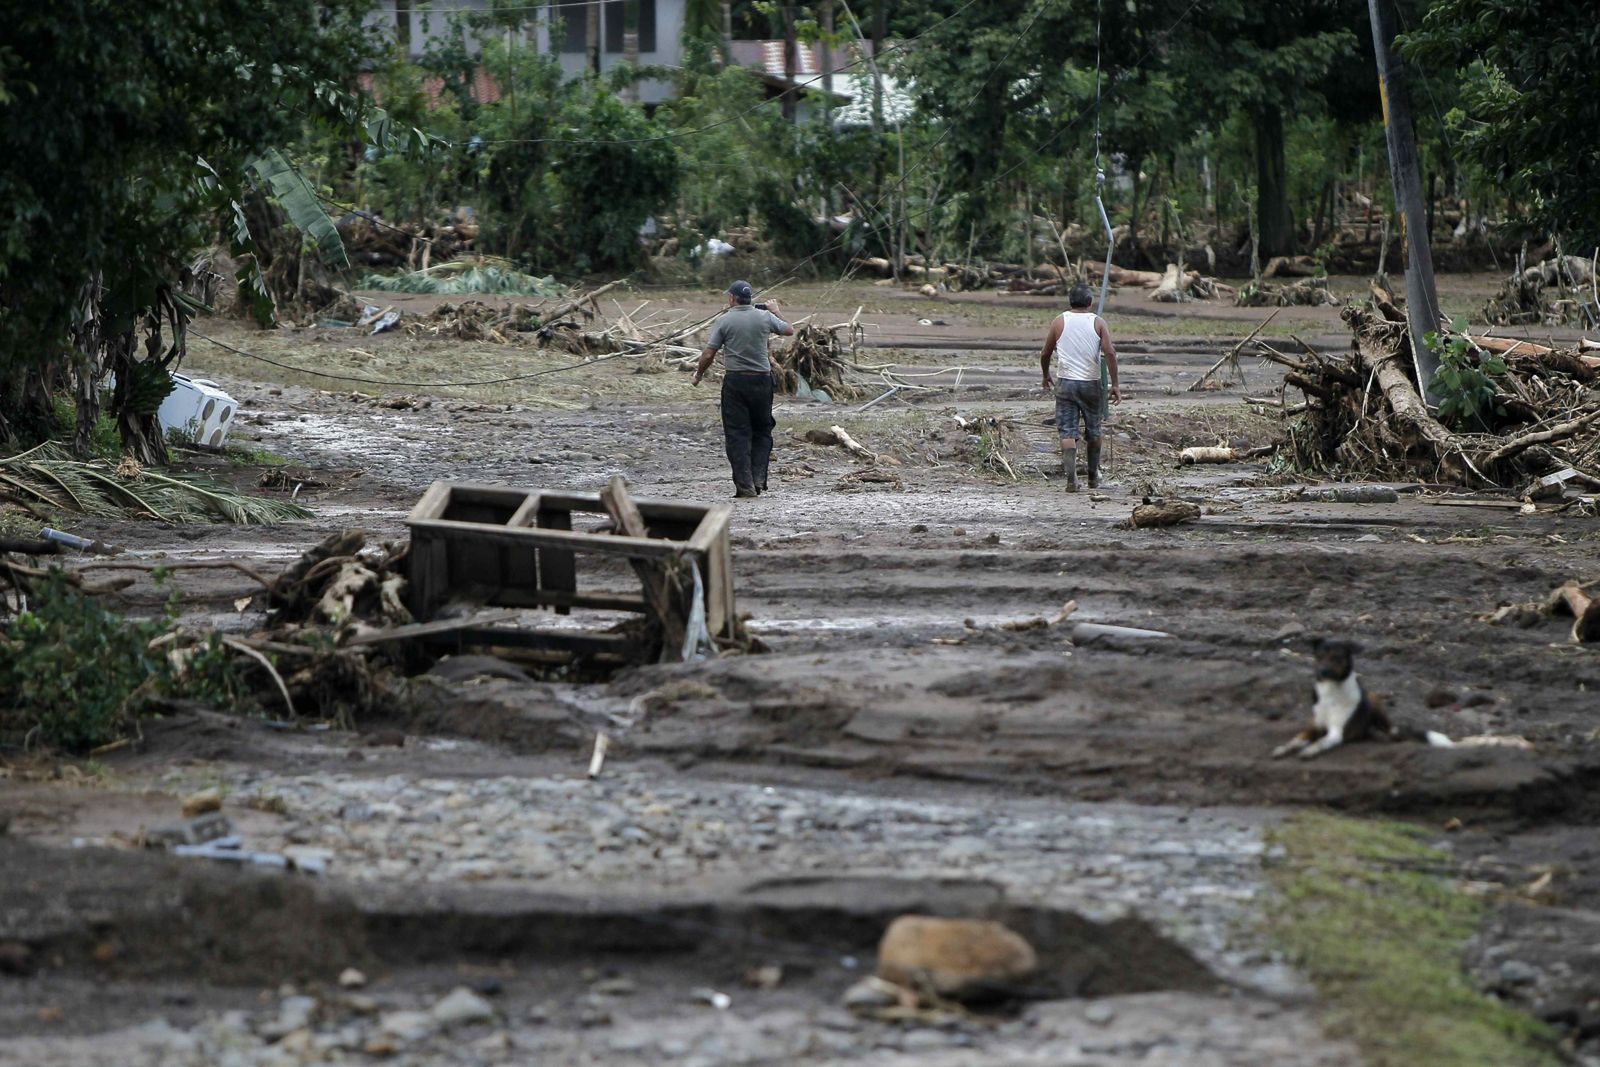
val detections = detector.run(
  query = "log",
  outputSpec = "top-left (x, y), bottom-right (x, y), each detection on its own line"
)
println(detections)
top-left (1178, 444), bottom-right (1277, 465)
top-left (1149, 263), bottom-right (1188, 303)
top-left (542, 279), bottom-right (623, 325)
top-left (1545, 581), bottom-right (1600, 643)
top-left (803, 425), bottom-right (880, 462)
top-left (1349, 312), bottom-right (1477, 481)
top-left (1127, 500), bottom-right (1201, 528)
top-left (0, 537), bottom-right (60, 555)
top-left (1485, 407), bottom-right (1600, 466)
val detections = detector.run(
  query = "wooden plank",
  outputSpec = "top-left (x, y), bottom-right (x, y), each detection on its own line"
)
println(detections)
top-left (343, 610), bottom-right (521, 647)
top-left (408, 480), bottom-right (453, 522)
top-left (601, 476), bottom-right (686, 654)
top-left (537, 490), bottom-right (715, 525)
top-left (406, 534), bottom-right (450, 619)
top-left (686, 504), bottom-right (733, 553)
top-left (405, 517), bottom-right (687, 560)
top-left (534, 501), bottom-right (577, 617)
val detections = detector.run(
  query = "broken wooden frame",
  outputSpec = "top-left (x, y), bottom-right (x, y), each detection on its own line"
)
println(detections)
top-left (405, 480), bottom-right (736, 665)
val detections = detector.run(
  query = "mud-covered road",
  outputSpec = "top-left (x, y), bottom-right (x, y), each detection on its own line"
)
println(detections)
top-left (3, 278), bottom-right (1597, 1065)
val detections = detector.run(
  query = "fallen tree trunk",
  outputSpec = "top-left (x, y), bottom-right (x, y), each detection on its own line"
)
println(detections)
top-left (1178, 444), bottom-right (1278, 465)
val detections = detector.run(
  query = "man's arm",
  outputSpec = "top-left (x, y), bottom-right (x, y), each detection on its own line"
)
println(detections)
top-left (692, 345), bottom-right (717, 386)
top-left (1039, 317), bottom-right (1062, 390)
top-left (1096, 319), bottom-right (1122, 403)
top-left (767, 301), bottom-right (795, 338)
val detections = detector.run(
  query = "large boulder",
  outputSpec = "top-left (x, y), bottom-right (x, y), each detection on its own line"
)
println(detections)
top-left (876, 915), bottom-right (1038, 1000)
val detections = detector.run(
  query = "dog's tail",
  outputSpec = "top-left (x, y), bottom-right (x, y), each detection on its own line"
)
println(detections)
top-left (1389, 726), bottom-right (1456, 748)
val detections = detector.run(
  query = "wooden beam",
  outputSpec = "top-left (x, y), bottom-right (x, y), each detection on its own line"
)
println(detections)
top-left (601, 475), bottom-right (687, 654)
top-left (405, 517), bottom-right (689, 561)
top-left (343, 610), bottom-right (521, 647)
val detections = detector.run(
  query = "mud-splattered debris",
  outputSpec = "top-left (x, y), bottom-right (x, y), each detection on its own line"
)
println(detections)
top-left (180, 788), bottom-right (223, 818)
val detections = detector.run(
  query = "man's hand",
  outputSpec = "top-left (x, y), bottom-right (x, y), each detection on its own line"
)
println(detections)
top-left (1111, 383), bottom-right (1123, 404)
top-left (691, 371), bottom-right (704, 387)
top-left (766, 298), bottom-right (782, 314)
top-left (1041, 373), bottom-right (1053, 392)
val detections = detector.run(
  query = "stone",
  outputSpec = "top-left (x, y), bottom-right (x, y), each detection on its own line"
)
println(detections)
top-left (181, 788), bottom-right (223, 817)
top-left (432, 986), bottom-right (496, 1028)
top-left (258, 996), bottom-right (318, 1040)
top-left (378, 1010), bottom-right (436, 1042)
top-left (842, 976), bottom-right (907, 1012)
top-left (1084, 1001), bottom-right (1117, 1025)
top-left (338, 967), bottom-right (367, 989)
top-left (876, 915), bottom-right (1038, 1000)
top-left (1499, 959), bottom-right (1539, 987)
top-left (592, 977), bottom-right (637, 997)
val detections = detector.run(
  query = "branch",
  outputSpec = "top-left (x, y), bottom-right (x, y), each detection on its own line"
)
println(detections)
top-left (1485, 407), bottom-right (1600, 466)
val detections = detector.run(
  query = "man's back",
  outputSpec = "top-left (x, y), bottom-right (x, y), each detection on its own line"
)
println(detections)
top-left (709, 305), bottom-right (788, 374)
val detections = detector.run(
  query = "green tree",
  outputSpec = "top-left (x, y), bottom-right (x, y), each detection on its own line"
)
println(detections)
top-left (0, 0), bottom-right (375, 456)
top-left (1404, 0), bottom-right (1600, 249)
top-left (1181, 0), bottom-right (1360, 258)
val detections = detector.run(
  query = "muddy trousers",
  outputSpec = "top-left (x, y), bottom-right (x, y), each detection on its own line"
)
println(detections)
top-left (721, 371), bottom-right (775, 492)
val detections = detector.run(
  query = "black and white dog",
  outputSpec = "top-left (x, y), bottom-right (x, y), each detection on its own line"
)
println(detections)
top-left (1272, 639), bottom-right (1454, 760)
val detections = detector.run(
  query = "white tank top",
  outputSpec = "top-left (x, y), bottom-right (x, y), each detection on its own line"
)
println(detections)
top-left (1053, 312), bottom-right (1102, 382)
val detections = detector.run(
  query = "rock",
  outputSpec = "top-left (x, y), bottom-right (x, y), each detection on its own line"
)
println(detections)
top-left (1425, 688), bottom-right (1457, 708)
top-left (378, 1010), bottom-right (436, 1042)
top-left (592, 977), bottom-right (637, 997)
top-left (1499, 960), bottom-right (1539, 987)
top-left (742, 964), bottom-right (783, 990)
top-left (1084, 1001), bottom-right (1117, 1025)
top-left (338, 967), bottom-right (367, 989)
top-left (431, 986), bottom-right (496, 1028)
top-left (181, 788), bottom-right (223, 817)
top-left (842, 976), bottom-right (908, 1012)
top-left (258, 995), bottom-right (318, 1040)
top-left (876, 915), bottom-right (1038, 1000)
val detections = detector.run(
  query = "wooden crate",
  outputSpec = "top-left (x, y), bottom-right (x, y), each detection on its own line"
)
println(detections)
top-left (405, 481), bottom-right (737, 648)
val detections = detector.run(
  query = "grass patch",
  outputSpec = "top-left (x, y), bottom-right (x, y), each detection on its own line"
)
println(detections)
top-left (223, 443), bottom-right (290, 467)
top-left (1266, 811), bottom-right (1559, 1067)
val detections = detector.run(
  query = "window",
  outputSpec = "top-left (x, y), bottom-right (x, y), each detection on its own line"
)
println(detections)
top-left (557, 2), bottom-right (587, 54)
top-left (604, 0), bottom-right (656, 54)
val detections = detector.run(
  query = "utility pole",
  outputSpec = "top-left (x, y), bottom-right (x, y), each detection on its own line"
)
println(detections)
top-left (781, 4), bottom-right (798, 123)
top-left (586, 0), bottom-right (601, 77)
top-left (1368, 0), bottom-right (1443, 404)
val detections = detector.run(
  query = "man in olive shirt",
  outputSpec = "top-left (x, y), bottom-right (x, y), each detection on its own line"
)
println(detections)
top-left (693, 280), bottom-right (794, 498)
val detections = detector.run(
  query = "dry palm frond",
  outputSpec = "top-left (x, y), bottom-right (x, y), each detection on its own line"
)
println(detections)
top-left (0, 445), bottom-right (311, 525)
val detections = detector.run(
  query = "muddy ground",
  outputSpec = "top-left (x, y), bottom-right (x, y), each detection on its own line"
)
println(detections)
top-left (2, 274), bottom-right (1597, 1065)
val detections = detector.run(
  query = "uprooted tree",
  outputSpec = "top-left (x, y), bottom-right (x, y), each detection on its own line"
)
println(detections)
top-left (0, 0), bottom-right (376, 462)
top-left (1261, 288), bottom-right (1600, 493)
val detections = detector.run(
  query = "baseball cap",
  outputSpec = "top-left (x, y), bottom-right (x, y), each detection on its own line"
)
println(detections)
top-left (726, 280), bottom-right (754, 304)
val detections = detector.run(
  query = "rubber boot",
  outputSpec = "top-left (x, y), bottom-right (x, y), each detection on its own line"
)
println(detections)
top-left (1061, 443), bottom-right (1078, 492)
top-left (1086, 439), bottom-right (1102, 489)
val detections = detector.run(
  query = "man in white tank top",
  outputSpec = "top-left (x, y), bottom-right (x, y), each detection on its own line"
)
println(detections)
top-left (1038, 283), bottom-right (1121, 490)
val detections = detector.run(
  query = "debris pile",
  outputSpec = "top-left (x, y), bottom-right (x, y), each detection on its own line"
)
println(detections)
top-left (775, 324), bottom-right (863, 402)
top-left (1482, 254), bottom-right (1598, 328)
top-left (1235, 277), bottom-right (1340, 308)
top-left (1258, 288), bottom-right (1600, 493)
top-left (338, 211), bottom-right (480, 269)
top-left (849, 257), bottom-right (1234, 300)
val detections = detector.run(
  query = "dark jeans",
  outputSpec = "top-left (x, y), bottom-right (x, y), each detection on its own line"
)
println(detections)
top-left (721, 372), bottom-right (775, 491)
